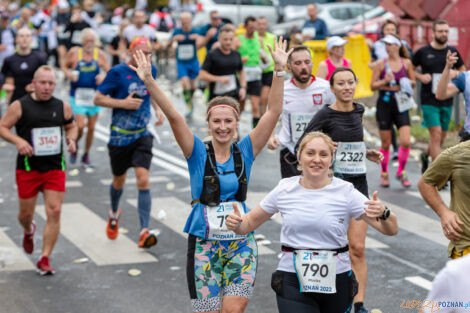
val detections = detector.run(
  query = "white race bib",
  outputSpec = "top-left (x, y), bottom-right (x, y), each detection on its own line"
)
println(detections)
top-left (395, 91), bottom-right (416, 113)
top-left (244, 66), bottom-right (262, 82)
top-left (71, 30), bottom-right (82, 45)
top-left (294, 250), bottom-right (337, 293)
top-left (75, 88), bottom-right (96, 107)
top-left (290, 113), bottom-right (314, 142)
top-left (301, 27), bottom-right (316, 39)
top-left (432, 73), bottom-right (442, 94)
top-left (335, 142), bottom-right (366, 174)
top-left (178, 44), bottom-right (194, 60)
top-left (214, 75), bottom-right (237, 95)
top-left (204, 201), bottom-right (247, 241)
top-left (32, 127), bottom-right (61, 156)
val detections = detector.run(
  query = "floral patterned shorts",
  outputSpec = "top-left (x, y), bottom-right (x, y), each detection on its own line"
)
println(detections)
top-left (186, 233), bottom-right (258, 312)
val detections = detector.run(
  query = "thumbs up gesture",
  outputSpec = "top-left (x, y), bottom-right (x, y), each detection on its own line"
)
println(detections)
top-left (226, 202), bottom-right (243, 231)
top-left (364, 190), bottom-right (386, 218)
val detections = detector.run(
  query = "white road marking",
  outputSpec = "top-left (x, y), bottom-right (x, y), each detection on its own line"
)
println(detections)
top-left (407, 190), bottom-right (450, 207)
top-left (36, 203), bottom-right (158, 266)
top-left (100, 176), bottom-right (170, 185)
top-left (405, 276), bottom-right (433, 291)
top-left (66, 181), bottom-right (83, 188)
top-left (93, 128), bottom-right (189, 179)
top-left (383, 201), bottom-right (447, 247)
top-left (127, 196), bottom-right (276, 255)
top-left (0, 230), bottom-right (35, 271)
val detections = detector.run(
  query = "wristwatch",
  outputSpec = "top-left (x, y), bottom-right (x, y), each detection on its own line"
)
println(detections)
top-left (379, 206), bottom-right (391, 221)
top-left (274, 71), bottom-right (286, 77)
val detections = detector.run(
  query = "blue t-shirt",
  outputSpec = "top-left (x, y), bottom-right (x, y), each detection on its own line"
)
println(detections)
top-left (452, 72), bottom-right (470, 133)
top-left (302, 18), bottom-right (328, 40)
top-left (452, 72), bottom-right (466, 92)
top-left (97, 63), bottom-right (157, 146)
top-left (183, 134), bottom-right (255, 239)
top-left (172, 28), bottom-right (198, 63)
top-left (198, 23), bottom-right (224, 50)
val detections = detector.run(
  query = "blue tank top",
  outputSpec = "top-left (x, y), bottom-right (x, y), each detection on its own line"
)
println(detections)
top-left (70, 47), bottom-right (100, 96)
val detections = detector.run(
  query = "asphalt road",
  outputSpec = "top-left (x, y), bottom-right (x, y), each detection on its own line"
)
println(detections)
top-left (0, 77), bottom-right (451, 313)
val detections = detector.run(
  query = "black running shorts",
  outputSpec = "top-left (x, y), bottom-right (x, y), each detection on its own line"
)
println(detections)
top-left (108, 135), bottom-right (153, 176)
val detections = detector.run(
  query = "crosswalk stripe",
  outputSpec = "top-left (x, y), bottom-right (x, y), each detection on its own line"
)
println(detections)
top-left (405, 276), bottom-right (433, 291)
top-left (407, 190), bottom-right (450, 207)
top-left (383, 201), bottom-right (446, 246)
top-left (126, 197), bottom-right (276, 255)
top-left (246, 192), bottom-right (390, 249)
top-left (95, 123), bottom-right (189, 169)
top-left (100, 176), bottom-right (170, 186)
top-left (66, 181), bottom-right (83, 188)
top-left (0, 229), bottom-right (35, 271)
top-left (35, 203), bottom-right (158, 266)
top-left (93, 129), bottom-right (189, 179)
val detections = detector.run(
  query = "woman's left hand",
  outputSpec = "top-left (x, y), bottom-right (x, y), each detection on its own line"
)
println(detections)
top-left (267, 36), bottom-right (293, 70)
top-left (366, 149), bottom-right (384, 164)
top-left (364, 191), bottom-right (386, 218)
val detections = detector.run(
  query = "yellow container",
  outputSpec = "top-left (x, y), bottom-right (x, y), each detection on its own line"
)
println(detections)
top-left (303, 34), bottom-right (374, 99)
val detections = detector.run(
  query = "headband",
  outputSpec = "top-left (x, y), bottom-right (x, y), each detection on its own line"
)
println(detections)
top-left (129, 36), bottom-right (151, 50)
top-left (207, 105), bottom-right (239, 118)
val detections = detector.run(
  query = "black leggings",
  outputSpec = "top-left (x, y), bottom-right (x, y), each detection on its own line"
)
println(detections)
top-left (271, 270), bottom-right (358, 313)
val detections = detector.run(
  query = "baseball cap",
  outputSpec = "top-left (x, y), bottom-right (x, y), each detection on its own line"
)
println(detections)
top-left (129, 36), bottom-right (151, 50)
top-left (381, 34), bottom-right (402, 46)
top-left (326, 36), bottom-right (348, 51)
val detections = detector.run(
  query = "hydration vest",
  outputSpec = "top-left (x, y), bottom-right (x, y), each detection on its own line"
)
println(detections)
top-left (195, 141), bottom-right (248, 206)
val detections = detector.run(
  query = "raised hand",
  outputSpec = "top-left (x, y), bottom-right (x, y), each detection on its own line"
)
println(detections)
top-left (129, 49), bottom-right (153, 81)
top-left (226, 202), bottom-right (243, 231)
top-left (364, 191), bottom-right (386, 218)
top-left (445, 50), bottom-right (458, 68)
top-left (267, 36), bottom-right (294, 70)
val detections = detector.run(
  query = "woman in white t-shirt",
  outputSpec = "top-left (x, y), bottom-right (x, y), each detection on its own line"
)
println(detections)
top-left (226, 131), bottom-right (398, 313)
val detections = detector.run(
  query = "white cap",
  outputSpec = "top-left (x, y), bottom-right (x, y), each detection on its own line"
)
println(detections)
top-left (57, 0), bottom-right (70, 10)
top-left (326, 36), bottom-right (348, 51)
top-left (8, 2), bottom-right (19, 11)
top-left (381, 34), bottom-right (402, 46)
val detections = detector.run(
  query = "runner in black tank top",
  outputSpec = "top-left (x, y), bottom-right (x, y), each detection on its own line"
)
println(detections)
top-left (0, 66), bottom-right (77, 275)
top-left (296, 68), bottom-right (383, 313)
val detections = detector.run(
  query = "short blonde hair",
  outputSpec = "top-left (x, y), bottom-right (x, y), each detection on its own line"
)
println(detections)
top-left (80, 27), bottom-right (100, 46)
top-left (33, 65), bottom-right (55, 79)
top-left (296, 131), bottom-right (335, 174)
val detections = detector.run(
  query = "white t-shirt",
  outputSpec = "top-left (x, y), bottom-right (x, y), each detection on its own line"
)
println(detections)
top-left (260, 176), bottom-right (367, 274)
top-left (123, 24), bottom-right (157, 43)
top-left (277, 76), bottom-right (335, 154)
top-left (423, 254), bottom-right (470, 313)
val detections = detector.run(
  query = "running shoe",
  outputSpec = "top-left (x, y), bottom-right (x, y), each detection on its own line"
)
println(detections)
top-left (380, 173), bottom-right (390, 188)
top-left (420, 151), bottom-right (429, 174)
top-left (138, 230), bottom-right (158, 248)
top-left (106, 208), bottom-right (121, 240)
top-left (36, 256), bottom-right (55, 275)
top-left (185, 103), bottom-right (193, 119)
top-left (70, 151), bottom-right (77, 164)
top-left (396, 171), bottom-right (411, 188)
top-left (81, 154), bottom-right (94, 168)
top-left (23, 221), bottom-right (36, 254)
top-left (392, 151), bottom-right (398, 161)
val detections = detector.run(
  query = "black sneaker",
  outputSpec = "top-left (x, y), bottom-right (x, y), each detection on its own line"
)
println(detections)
top-left (420, 152), bottom-right (429, 173)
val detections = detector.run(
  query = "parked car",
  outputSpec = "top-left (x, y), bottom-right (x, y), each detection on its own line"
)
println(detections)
top-left (272, 2), bottom-right (379, 37)
top-left (191, 0), bottom-right (279, 28)
top-left (349, 6), bottom-right (395, 42)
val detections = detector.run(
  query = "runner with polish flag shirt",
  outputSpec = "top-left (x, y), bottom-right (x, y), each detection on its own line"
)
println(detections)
top-left (267, 45), bottom-right (334, 178)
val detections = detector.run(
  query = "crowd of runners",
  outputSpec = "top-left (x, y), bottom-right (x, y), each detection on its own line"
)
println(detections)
top-left (0, 1), bottom-right (469, 312)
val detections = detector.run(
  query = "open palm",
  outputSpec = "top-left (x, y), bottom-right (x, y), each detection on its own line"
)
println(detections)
top-left (129, 50), bottom-right (153, 81)
top-left (267, 36), bottom-right (293, 69)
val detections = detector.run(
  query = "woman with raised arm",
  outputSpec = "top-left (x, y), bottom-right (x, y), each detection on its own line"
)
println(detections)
top-left (226, 131), bottom-right (398, 313)
top-left (130, 37), bottom-right (292, 313)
